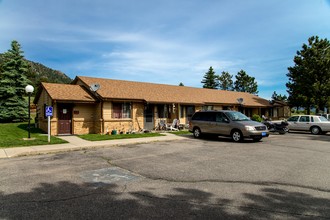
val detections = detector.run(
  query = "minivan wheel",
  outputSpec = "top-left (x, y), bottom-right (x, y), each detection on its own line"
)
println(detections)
top-left (311, 126), bottom-right (321, 135)
top-left (193, 128), bottom-right (202, 138)
top-left (231, 130), bottom-right (243, 142)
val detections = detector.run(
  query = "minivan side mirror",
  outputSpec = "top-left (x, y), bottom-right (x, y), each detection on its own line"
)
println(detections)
top-left (224, 118), bottom-right (229, 123)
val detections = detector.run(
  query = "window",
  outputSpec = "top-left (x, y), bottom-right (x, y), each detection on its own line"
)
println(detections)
top-left (299, 116), bottom-right (310, 122)
top-left (287, 116), bottom-right (299, 122)
top-left (225, 111), bottom-right (250, 121)
top-left (203, 112), bottom-right (215, 121)
top-left (186, 106), bottom-right (195, 122)
top-left (192, 112), bottom-right (215, 121)
top-left (186, 106), bottom-right (195, 117)
top-left (192, 112), bottom-right (202, 121)
top-left (112, 102), bottom-right (131, 119)
top-left (216, 112), bottom-right (228, 123)
top-left (180, 106), bottom-right (184, 118)
top-left (203, 105), bottom-right (214, 111)
top-left (318, 116), bottom-right (328, 122)
top-left (157, 104), bottom-right (169, 118)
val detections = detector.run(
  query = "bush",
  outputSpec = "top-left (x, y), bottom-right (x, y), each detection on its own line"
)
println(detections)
top-left (251, 114), bottom-right (262, 122)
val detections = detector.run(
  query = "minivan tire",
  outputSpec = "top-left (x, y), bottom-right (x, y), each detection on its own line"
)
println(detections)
top-left (231, 130), bottom-right (243, 142)
top-left (193, 128), bottom-right (202, 138)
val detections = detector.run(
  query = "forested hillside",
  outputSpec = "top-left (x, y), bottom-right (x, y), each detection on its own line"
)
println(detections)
top-left (0, 54), bottom-right (72, 92)
top-left (27, 61), bottom-right (72, 86)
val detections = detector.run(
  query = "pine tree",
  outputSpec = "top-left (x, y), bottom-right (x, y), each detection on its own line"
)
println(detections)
top-left (287, 36), bottom-right (330, 114)
top-left (218, 71), bottom-right (234, 90)
top-left (234, 70), bottom-right (258, 95)
top-left (0, 40), bottom-right (31, 122)
top-left (271, 91), bottom-right (288, 101)
top-left (201, 66), bottom-right (219, 89)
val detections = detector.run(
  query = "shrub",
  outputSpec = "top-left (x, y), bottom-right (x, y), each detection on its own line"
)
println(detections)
top-left (251, 114), bottom-right (262, 122)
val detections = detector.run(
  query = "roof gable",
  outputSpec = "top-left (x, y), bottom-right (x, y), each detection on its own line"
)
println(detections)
top-left (36, 82), bottom-right (96, 103)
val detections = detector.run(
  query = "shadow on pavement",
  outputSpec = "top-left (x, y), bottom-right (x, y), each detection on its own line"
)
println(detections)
top-left (241, 188), bottom-right (330, 219)
top-left (0, 181), bottom-right (329, 219)
top-left (287, 131), bottom-right (330, 143)
top-left (186, 134), bottom-right (265, 144)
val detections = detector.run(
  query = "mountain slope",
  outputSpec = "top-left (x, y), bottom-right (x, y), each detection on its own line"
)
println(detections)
top-left (27, 61), bottom-right (72, 85)
top-left (0, 54), bottom-right (72, 90)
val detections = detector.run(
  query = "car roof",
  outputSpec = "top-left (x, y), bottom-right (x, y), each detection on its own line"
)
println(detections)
top-left (291, 115), bottom-right (320, 117)
top-left (196, 110), bottom-right (236, 113)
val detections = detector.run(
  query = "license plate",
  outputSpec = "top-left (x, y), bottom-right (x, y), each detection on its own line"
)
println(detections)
top-left (262, 132), bottom-right (267, 137)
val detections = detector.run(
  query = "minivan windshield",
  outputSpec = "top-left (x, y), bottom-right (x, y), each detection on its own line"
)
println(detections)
top-left (225, 111), bottom-right (250, 121)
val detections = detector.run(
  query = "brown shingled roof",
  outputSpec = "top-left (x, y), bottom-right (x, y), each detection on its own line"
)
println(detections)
top-left (76, 76), bottom-right (271, 107)
top-left (41, 82), bottom-right (96, 103)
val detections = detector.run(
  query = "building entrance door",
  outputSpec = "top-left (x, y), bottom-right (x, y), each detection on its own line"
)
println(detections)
top-left (144, 104), bottom-right (154, 130)
top-left (58, 104), bottom-right (72, 135)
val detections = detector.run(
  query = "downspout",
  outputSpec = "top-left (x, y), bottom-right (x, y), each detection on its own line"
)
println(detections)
top-left (101, 101), bottom-right (104, 134)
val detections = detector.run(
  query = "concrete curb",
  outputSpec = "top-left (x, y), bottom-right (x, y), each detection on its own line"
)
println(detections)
top-left (0, 133), bottom-right (188, 159)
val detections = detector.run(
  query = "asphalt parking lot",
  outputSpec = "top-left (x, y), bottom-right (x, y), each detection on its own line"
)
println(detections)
top-left (0, 133), bottom-right (330, 219)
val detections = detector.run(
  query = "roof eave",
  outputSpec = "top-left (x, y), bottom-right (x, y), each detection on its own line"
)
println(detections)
top-left (53, 99), bottom-right (97, 103)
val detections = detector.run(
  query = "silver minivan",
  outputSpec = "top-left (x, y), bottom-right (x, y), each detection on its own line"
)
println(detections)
top-left (189, 110), bottom-right (269, 142)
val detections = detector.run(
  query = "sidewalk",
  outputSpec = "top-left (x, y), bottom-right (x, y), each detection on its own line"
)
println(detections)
top-left (0, 133), bottom-right (187, 159)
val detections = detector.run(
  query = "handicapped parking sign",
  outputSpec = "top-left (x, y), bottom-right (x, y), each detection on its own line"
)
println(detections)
top-left (45, 106), bottom-right (53, 117)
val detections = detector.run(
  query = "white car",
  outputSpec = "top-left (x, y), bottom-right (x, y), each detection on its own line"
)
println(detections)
top-left (316, 113), bottom-right (330, 121)
top-left (286, 115), bottom-right (330, 135)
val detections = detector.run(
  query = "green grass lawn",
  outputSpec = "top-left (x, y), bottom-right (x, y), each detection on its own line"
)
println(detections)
top-left (79, 132), bottom-right (165, 141)
top-left (169, 130), bottom-right (191, 135)
top-left (0, 122), bottom-right (67, 148)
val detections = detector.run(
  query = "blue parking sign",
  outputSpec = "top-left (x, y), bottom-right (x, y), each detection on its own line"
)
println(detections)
top-left (45, 106), bottom-right (53, 117)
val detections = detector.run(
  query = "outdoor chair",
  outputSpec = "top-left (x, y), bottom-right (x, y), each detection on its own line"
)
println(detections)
top-left (166, 119), bottom-right (179, 131)
top-left (155, 119), bottom-right (166, 130)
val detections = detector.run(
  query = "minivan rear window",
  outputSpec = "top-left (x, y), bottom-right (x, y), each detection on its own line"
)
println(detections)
top-left (192, 112), bottom-right (215, 121)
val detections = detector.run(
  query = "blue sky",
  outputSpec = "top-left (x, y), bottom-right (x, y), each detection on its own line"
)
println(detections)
top-left (1, 0), bottom-right (330, 99)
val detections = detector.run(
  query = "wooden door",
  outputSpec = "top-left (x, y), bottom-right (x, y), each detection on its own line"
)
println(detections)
top-left (58, 104), bottom-right (72, 134)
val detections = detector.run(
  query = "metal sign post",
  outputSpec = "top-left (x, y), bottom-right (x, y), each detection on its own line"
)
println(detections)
top-left (45, 106), bottom-right (53, 143)
top-left (48, 116), bottom-right (50, 143)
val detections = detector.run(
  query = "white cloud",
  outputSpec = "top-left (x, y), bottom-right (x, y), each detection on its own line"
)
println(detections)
top-left (1, 0), bottom-right (330, 99)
